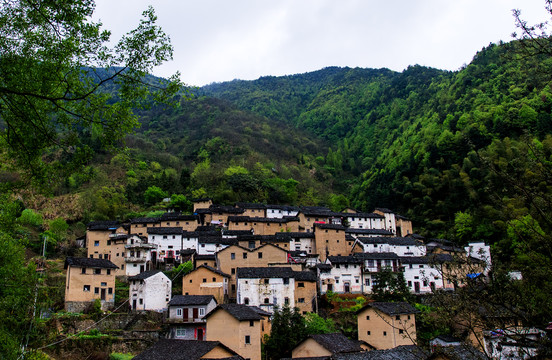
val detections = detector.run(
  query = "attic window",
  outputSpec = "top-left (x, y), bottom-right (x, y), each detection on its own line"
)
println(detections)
top-left (264, 298), bottom-right (269, 304)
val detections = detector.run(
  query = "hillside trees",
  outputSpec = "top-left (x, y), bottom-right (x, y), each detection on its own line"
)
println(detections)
top-left (0, 0), bottom-right (183, 357)
top-left (0, 0), bottom-right (184, 187)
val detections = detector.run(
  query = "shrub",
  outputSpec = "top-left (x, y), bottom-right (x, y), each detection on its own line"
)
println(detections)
top-left (18, 209), bottom-right (43, 227)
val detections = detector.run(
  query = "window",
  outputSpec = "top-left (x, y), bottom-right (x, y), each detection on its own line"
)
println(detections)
top-left (365, 278), bottom-right (370, 286)
top-left (383, 331), bottom-right (387, 336)
top-left (231, 253), bottom-right (235, 260)
top-left (139, 298), bottom-right (143, 305)
top-left (248, 241), bottom-right (255, 249)
top-left (264, 298), bottom-right (269, 304)
top-left (108, 288), bottom-right (113, 294)
top-left (101, 282), bottom-right (107, 286)
top-left (94, 269), bottom-right (101, 275)
top-left (264, 279), bottom-right (269, 284)
top-left (244, 298), bottom-right (250, 305)
top-left (189, 279), bottom-right (193, 283)
top-left (199, 308), bottom-right (205, 316)
top-left (399, 329), bottom-right (404, 334)
top-left (258, 252), bottom-right (263, 259)
top-left (283, 278), bottom-right (289, 285)
top-left (407, 315), bottom-right (411, 320)
top-left (107, 269), bottom-right (111, 275)
top-left (245, 335), bottom-right (251, 344)
top-left (396, 315), bottom-right (401, 320)
top-left (94, 241), bottom-right (99, 246)
top-left (249, 320), bottom-right (254, 327)
top-left (107, 240), bottom-right (111, 245)
top-left (83, 285), bottom-right (90, 292)
top-left (212, 277), bottom-right (216, 282)
top-left (284, 297), bottom-right (289, 305)
top-left (367, 331), bottom-right (371, 335)
top-left (94, 287), bottom-right (99, 294)
top-left (81, 267), bottom-right (86, 274)
top-left (232, 284), bottom-right (236, 291)
top-left (243, 253), bottom-right (247, 259)
top-left (231, 268), bottom-right (236, 275)
top-left (366, 315), bottom-right (370, 320)
top-left (203, 278), bottom-right (207, 283)
top-left (298, 282), bottom-right (304, 288)
top-left (298, 298), bottom-right (305, 303)
top-left (176, 327), bottom-right (186, 337)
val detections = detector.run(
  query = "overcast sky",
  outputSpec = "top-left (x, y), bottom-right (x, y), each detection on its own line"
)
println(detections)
top-left (93, 0), bottom-right (547, 87)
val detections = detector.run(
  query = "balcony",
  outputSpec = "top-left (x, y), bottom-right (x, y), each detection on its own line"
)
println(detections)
top-left (166, 317), bottom-right (205, 324)
top-left (126, 255), bottom-right (147, 263)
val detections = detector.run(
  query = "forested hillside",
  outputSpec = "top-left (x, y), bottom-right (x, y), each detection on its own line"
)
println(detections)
top-left (201, 41), bottom-right (552, 249)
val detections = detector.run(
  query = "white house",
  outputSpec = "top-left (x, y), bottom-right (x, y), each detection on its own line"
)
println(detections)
top-left (279, 232), bottom-right (315, 253)
top-left (197, 235), bottom-right (235, 255)
top-left (355, 252), bottom-right (401, 293)
top-left (356, 237), bottom-right (426, 257)
top-left (319, 256), bottom-right (363, 294)
top-left (236, 267), bottom-right (296, 313)
top-left (373, 208), bottom-right (397, 235)
top-left (167, 295), bottom-right (217, 340)
top-left (128, 270), bottom-right (172, 312)
top-left (147, 227), bottom-right (183, 265)
top-left (125, 234), bottom-right (157, 276)
top-left (465, 241), bottom-right (491, 275)
top-left (400, 256), bottom-right (444, 294)
top-left (266, 205), bottom-right (299, 219)
top-left (343, 212), bottom-right (385, 230)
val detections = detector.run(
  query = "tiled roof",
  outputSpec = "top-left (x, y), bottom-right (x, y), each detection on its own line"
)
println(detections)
top-left (333, 345), bottom-right (427, 360)
top-left (160, 213), bottom-right (199, 221)
top-left (275, 232), bottom-right (315, 238)
top-left (399, 257), bottom-right (431, 265)
top-left (307, 333), bottom-right (365, 354)
top-left (168, 295), bottom-right (216, 306)
top-left (87, 220), bottom-right (120, 231)
top-left (228, 216), bottom-right (298, 223)
top-left (198, 236), bottom-right (237, 245)
top-left (327, 256), bottom-right (363, 265)
top-left (346, 229), bottom-right (393, 235)
top-left (357, 237), bottom-right (422, 246)
top-left (209, 205), bottom-right (245, 214)
top-left (133, 339), bottom-right (243, 360)
top-left (128, 270), bottom-right (165, 281)
top-left (235, 202), bottom-right (267, 209)
top-left (314, 223), bottom-right (345, 231)
top-left (196, 265), bottom-right (230, 278)
top-left (147, 227), bottom-right (183, 235)
top-left (237, 267), bottom-right (317, 281)
top-left (205, 304), bottom-right (264, 321)
top-left (354, 252), bottom-right (400, 260)
top-left (365, 302), bottom-right (420, 316)
top-left (294, 270), bottom-right (318, 282)
top-left (237, 267), bottom-right (295, 279)
top-left (316, 263), bottom-right (333, 271)
top-left (194, 225), bottom-right (219, 232)
top-left (427, 345), bottom-right (486, 360)
top-left (266, 204), bottom-right (300, 211)
top-left (64, 257), bottom-right (118, 269)
top-left (130, 217), bottom-right (160, 224)
top-left (374, 208), bottom-right (394, 214)
top-left (342, 212), bottom-right (384, 219)
top-left (249, 306), bottom-right (272, 317)
top-left (300, 206), bottom-right (337, 217)
top-left (222, 230), bottom-right (254, 236)
top-left (195, 254), bottom-right (216, 260)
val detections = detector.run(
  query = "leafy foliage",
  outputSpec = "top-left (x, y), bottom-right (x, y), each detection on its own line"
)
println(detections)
top-left (263, 305), bottom-right (307, 360)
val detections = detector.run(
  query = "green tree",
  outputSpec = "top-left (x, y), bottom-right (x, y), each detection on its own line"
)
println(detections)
top-left (144, 186), bottom-right (168, 206)
top-left (304, 313), bottom-right (336, 335)
top-left (170, 194), bottom-right (192, 212)
top-left (0, 0), bottom-right (184, 186)
top-left (371, 268), bottom-right (413, 302)
top-left (263, 305), bottom-right (307, 360)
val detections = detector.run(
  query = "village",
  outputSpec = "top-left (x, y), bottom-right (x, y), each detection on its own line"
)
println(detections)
top-left (57, 198), bottom-right (538, 360)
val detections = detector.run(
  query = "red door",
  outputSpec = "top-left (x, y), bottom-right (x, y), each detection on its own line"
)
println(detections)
top-left (193, 308), bottom-right (198, 320)
top-left (197, 328), bottom-right (204, 341)
top-left (183, 308), bottom-right (189, 321)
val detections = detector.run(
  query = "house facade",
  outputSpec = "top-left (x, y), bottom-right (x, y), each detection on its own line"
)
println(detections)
top-left (64, 257), bottom-right (118, 312)
top-left (167, 295), bottom-right (217, 341)
top-left (182, 265), bottom-right (230, 304)
top-left (129, 270), bottom-right (171, 312)
top-left (357, 302), bottom-right (419, 349)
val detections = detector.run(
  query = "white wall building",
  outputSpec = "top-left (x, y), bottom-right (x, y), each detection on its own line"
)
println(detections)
top-left (400, 257), bottom-right (444, 294)
top-left (125, 234), bottom-right (157, 276)
top-left (343, 213), bottom-right (385, 230)
top-left (357, 237), bottom-right (426, 257)
top-left (266, 205), bottom-right (299, 219)
top-left (374, 208), bottom-right (397, 235)
top-left (465, 241), bottom-right (491, 275)
top-left (129, 270), bottom-right (172, 312)
top-left (236, 267), bottom-right (296, 313)
top-left (318, 256), bottom-right (363, 294)
top-left (148, 227), bottom-right (183, 264)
